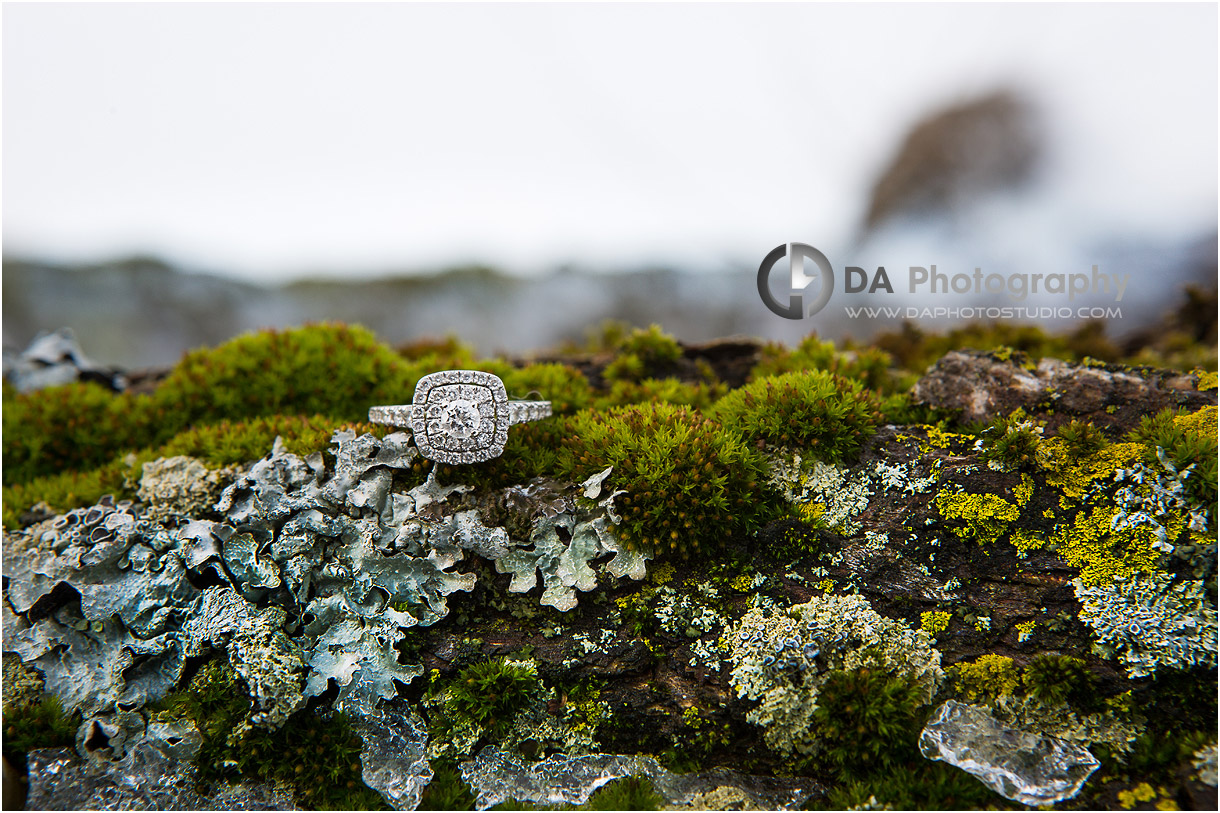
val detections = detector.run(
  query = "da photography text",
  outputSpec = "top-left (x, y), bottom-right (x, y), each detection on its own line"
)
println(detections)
top-left (757, 242), bottom-right (1129, 321)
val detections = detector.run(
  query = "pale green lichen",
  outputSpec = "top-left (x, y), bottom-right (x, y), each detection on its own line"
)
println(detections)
top-left (728, 594), bottom-right (941, 756)
top-left (1193, 743), bottom-right (1218, 786)
top-left (137, 455), bottom-right (235, 522)
top-left (1015, 620), bottom-right (1037, 643)
top-left (874, 461), bottom-right (935, 494)
top-left (766, 452), bottom-right (872, 536)
top-left (180, 587), bottom-right (306, 734)
top-left (1074, 570), bottom-right (1217, 678)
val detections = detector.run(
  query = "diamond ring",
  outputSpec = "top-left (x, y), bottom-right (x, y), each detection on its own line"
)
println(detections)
top-left (368, 370), bottom-right (552, 464)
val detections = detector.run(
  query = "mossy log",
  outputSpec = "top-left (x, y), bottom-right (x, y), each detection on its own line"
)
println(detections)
top-left (2, 324), bottom-right (1216, 810)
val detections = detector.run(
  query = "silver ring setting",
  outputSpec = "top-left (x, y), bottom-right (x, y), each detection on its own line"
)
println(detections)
top-left (368, 370), bottom-right (552, 464)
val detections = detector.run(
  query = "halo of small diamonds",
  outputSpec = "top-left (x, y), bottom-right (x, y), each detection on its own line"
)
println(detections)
top-left (410, 370), bottom-right (510, 464)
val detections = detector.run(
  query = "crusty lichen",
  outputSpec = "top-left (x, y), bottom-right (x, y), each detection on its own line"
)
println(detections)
top-left (728, 594), bottom-right (941, 756)
top-left (766, 452), bottom-right (873, 536)
top-left (136, 455), bottom-right (235, 522)
top-left (935, 490), bottom-right (1020, 546)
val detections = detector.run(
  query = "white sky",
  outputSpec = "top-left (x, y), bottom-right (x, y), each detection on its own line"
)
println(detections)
top-left (2, 1), bottom-right (1216, 282)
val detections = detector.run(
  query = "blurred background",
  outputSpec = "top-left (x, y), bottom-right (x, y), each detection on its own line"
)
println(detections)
top-left (2, 2), bottom-right (1216, 371)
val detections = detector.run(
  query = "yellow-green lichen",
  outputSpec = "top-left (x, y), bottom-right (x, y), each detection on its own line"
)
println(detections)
top-left (1013, 473), bottom-right (1034, 507)
top-left (729, 573), bottom-right (757, 592)
top-left (920, 611), bottom-right (951, 636)
top-left (1015, 620), bottom-right (1037, 642)
top-left (1117, 782), bottom-right (1159, 809)
top-left (946, 653), bottom-right (1020, 704)
top-left (1008, 528), bottom-right (1045, 557)
top-left (935, 491), bottom-right (1020, 546)
top-left (797, 502), bottom-right (826, 525)
top-left (1172, 403), bottom-right (1217, 437)
top-left (1050, 504), bottom-right (1164, 587)
top-left (650, 563), bottom-right (676, 586)
top-left (921, 425), bottom-right (972, 453)
top-left (1040, 439), bottom-right (1143, 501)
top-left (1193, 369), bottom-right (1218, 391)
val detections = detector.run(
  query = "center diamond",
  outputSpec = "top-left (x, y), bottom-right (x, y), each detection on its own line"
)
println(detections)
top-left (437, 399), bottom-right (482, 440)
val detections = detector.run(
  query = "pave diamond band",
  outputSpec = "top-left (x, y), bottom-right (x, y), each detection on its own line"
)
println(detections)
top-left (368, 370), bottom-right (552, 464)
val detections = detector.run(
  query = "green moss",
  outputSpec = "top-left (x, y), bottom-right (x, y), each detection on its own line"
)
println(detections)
top-left (3, 415), bottom-right (384, 529)
top-left (155, 661), bottom-right (252, 784)
top-left (584, 776), bottom-right (663, 811)
top-left (433, 418), bottom-right (567, 492)
top-left (419, 765), bottom-right (476, 810)
top-left (444, 657), bottom-right (539, 733)
top-left (946, 653), bottom-right (1020, 705)
top-left (602, 353), bottom-right (645, 383)
top-left (871, 319), bottom-right (1120, 376)
top-left (1, 380), bottom-right (149, 484)
top-left (1115, 729), bottom-right (1214, 794)
top-left (750, 333), bottom-right (898, 392)
top-left (3, 324), bottom-right (423, 487)
top-left (710, 370), bottom-right (881, 463)
top-left (1, 694), bottom-right (79, 772)
top-left (159, 414), bottom-right (381, 466)
top-left (1129, 406), bottom-right (1217, 507)
top-left (562, 403), bottom-right (777, 556)
top-left (878, 392), bottom-right (951, 425)
top-left (158, 660), bottom-right (385, 810)
top-left (1055, 419), bottom-right (1108, 457)
top-left (614, 324), bottom-right (682, 368)
top-left (601, 325), bottom-right (682, 384)
top-left (236, 711), bottom-right (384, 810)
top-left (978, 408), bottom-right (1046, 470)
top-left (763, 515), bottom-right (827, 562)
top-left (935, 491), bottom-right (1020, 546)
top-left (155, 322), bottom-right (421, 429)
top-left (1022, 654), bottom-right (1097, 708)
top-left (395, 335), bottom-right (475, 366)
top-left (502, 364), bottom-right (592, 415)
top-left (819, 762), bottom-right (1016, 810)
top-left (809, 667), bottom-right (927, 779)
top-left (597, 377), bottom-right (725, 411)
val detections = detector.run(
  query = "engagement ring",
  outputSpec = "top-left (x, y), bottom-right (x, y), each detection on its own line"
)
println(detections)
top-left (369, 370), bottom-right (552, 464)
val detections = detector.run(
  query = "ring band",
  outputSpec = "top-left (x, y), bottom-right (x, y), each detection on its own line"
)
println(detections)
top-left (369, 370), bottom-right (552, 464)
